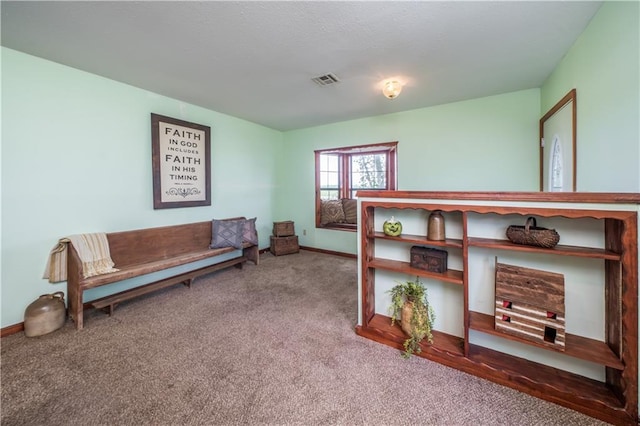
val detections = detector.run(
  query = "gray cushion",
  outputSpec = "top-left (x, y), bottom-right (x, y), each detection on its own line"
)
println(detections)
top-left (342, 198), bottom-right (357, 224)
top-left (242, 217), bottom-right (258, 245)
top-left (210, 219), bottom-right (244, 249)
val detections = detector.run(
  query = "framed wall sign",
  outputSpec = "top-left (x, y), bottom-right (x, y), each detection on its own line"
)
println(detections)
top-left (539, 89), bottom-right (577, 192)
top-left (151, 113), bottom-right (211, 209)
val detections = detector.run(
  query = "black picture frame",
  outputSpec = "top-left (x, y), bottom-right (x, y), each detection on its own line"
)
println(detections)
top-left (151, 113), bottom-right (211, 209)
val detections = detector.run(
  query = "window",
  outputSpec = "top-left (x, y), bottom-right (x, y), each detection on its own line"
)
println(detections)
top-left (315, 141), bottom-right (397, 230)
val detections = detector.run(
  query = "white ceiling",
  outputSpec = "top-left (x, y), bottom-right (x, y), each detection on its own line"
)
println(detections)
top-left (1, 1), bottom-right (602, 131)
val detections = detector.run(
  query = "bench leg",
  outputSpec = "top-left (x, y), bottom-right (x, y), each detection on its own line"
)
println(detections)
top-left (68, 286), bottom-right (84, 330)
top-left (99, 303), bottom-right (117, 317)
top-left (243, 245), bottom-right (259, 265)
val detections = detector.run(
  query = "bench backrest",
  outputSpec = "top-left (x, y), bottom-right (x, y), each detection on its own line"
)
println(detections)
top-left (106, 221), bottom-right (213, 268)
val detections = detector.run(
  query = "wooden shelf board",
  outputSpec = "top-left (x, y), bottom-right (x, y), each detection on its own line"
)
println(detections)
top-left (358, 313), bottom-right (465, 358)
top-left (466, 344), bottom-right (628, 423)
top-left (368, 258), bottom-right (463, 285)
top-left (469, 311), bottom-right (625, 370)
top-left (468, 237), bottom-right (621, 261)
top-left (468, 311), bottom-right (624, 370)
top-left (372, 231), bottom-right (463, 248)
top-left (356, 315), bottom-right (629, 424)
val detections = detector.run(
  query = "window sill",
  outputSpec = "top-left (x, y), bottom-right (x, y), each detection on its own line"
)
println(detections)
top-left (318, 223), bottom-right (357, 232)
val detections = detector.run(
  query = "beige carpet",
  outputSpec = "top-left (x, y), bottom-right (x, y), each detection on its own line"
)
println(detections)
top-left (1, 251), bottom-right (606, 425)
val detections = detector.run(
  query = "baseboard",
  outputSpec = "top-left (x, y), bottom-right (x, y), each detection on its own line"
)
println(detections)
top-left (3, 302), bottom-right (97, 337)
top-left (1, 322), bottom-right (24, 337)
top-left (299, 246), bottom-right (356, 259)
top-left (244, 245), bottom-right (354, 259)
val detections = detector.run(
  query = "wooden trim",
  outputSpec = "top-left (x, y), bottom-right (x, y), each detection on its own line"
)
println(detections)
top-left (314, 140), bottom-right (398, 155)
top-left (299, 246), bottom-right (356, 259)
top-left (356, 190), bottom-right (640, 204)
top-left (340, 154), bottom-right (349, 199)
top-left (315, 151), bottom-right (322, 228)
top-left (571, 91), bottom-right (577, 190)
top-left (315, 141), bottom-right (399, 228)
top-left (361, 200), bottom-right (635, 222)
top-left (362, 204), bottom-right (375, 326)
top-left (387, 145), bottom-right (397, 190)
top-left (539, 89), bottom-right (577, 191)
top-left (319, 223), bottom-right (357, 232)
top-left (1, 322), bottom-right (24, 337)
top-left (462, 211), bottom-right (470, 356)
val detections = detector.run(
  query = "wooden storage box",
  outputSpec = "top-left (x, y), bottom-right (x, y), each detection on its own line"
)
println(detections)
top-left (410, 246), bottom-right (448, 273)
top-left (494, 261), bottom-right (566, 351)
top-left (270, 235), bottom-right (299, 256)
top-left (273, 221), bottom-right (295, 237)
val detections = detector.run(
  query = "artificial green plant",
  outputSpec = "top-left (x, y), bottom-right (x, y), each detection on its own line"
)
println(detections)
top-left (388, 276), bottom-right (436, 358)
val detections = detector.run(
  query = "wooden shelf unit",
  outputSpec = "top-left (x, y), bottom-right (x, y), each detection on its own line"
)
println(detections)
top-left (355, 191), bottom-right (639, 425)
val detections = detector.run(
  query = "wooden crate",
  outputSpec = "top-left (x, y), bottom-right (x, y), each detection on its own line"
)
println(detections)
top-left (410, 246), bottom-right (448, 273)
top-left (273, 221), bottom-right (295, 237)
top-left (494, 261), bottom-right (566, 351)
top-left (270, 235), bottom-right (299, 256)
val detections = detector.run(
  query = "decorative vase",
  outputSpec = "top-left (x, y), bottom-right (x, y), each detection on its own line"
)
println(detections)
top-left (400, 300), bottom-right (427, 340)
top-left (24, 292), bottom-right (66, 337)
top-left (383, 216), bottom-right (403, 237)
top-left (427, 210), bottom-right (446, 241)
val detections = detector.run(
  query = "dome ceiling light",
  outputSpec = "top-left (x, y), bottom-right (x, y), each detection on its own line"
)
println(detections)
top-left (382, 80), bottom-right (402, 99)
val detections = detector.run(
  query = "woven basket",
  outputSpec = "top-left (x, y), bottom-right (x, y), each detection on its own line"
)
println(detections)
top-left (506, 217), bottom-right (560, 248)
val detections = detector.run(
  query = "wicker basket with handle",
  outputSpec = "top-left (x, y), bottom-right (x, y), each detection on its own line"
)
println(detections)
top-left (506, 217), bottom-right (560, 248)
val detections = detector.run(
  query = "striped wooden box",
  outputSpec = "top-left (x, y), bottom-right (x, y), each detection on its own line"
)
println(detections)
top-left (494, 261), bottom-right (565, 351)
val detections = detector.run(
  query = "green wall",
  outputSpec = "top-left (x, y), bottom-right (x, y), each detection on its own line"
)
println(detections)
top-left (279, 89), bottom-right (541, 255)
top-left (541, 1), bottom-right (639, 192)
top-left (1, 48), bottom-right (282, 327)
top-left (277, 1), bottom-right (640, 256)
top-left (2, 2), bottom-right (639, 329)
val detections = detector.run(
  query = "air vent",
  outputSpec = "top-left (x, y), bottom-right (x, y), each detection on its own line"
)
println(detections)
top-left (312, 73), bottom-right (340, 86)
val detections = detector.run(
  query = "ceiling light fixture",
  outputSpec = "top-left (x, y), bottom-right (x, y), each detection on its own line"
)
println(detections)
top-left (382, 80), bottom-right (402, 99)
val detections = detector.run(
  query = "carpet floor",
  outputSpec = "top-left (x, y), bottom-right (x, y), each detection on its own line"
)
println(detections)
top-left (1, 251), bottom-right (606, 425)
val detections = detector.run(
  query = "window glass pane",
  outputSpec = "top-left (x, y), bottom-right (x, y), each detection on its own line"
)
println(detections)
top-left (320, 153), bottom-right (340, 190)
top-left (320, 154), bottom-right (338, 172)
top-left (327, 155), bottom-right (338, 171)
top-left (320, 190), bottom-right (339, 200)
top-left (321, 172), bottom-right (340, 188)
top-left (350, 153), bottom-right (387, 190)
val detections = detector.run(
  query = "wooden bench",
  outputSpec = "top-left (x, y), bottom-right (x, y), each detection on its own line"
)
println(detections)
top-left (66, 219), bottom-right (258, 330)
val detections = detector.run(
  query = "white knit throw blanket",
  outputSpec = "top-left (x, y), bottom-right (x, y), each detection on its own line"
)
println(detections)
top-left (43, 233), bottom-right (119, 283)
